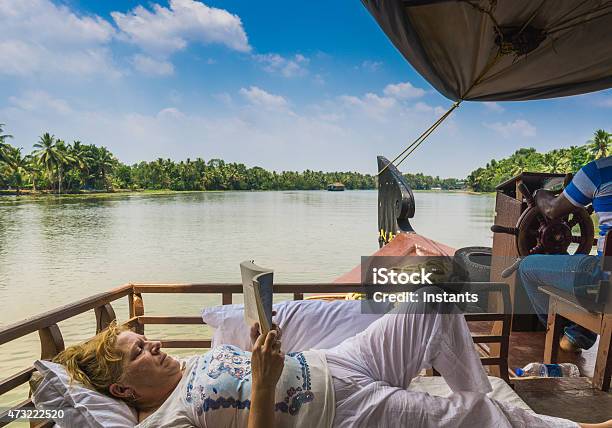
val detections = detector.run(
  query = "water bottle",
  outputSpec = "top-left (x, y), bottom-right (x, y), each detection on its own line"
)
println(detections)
top-left (515, 362), bottom-right (580, 378)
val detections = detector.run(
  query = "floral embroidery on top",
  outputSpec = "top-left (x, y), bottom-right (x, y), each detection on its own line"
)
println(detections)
top-left (207, 345), bottom-right (251, 380)
top-left (185, 358), bottom-right (200, 404)
top-left (202, 396), bottom-right (251, 412)
top-left (275, 352), bottom-right (315, 415)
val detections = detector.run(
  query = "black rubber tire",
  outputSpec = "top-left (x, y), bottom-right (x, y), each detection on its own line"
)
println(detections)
top-left (452, 246), bottom-right (492, 312)
top-left (453, 246), bottom-right (492, 282)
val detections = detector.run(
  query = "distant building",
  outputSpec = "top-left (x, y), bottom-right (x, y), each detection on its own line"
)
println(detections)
top-left (327, 182), bottom-right (345, 191)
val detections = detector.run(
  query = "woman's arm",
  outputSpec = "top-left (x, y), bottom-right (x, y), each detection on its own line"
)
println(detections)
top-left (248, 330), bottom-right (284, 428)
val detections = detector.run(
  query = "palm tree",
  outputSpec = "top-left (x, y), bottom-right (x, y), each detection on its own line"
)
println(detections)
top-left (91, 146), bottom-right (116, 191)
top-left (588, 129), bottom-right (611, 159)
top-left (54, 140), bottom-right (74, 194)
top-left (68, 140), bottom-right (91, 190)
top-left (25, 154), bottom-right (41, 192)
top-left (543, 150), bottom-right (566, 173)
top-left (3, 147), bottom-right (28, 195)
top-left (32, 133), bottom-right (68, 193)
top-left (0, 123), bottom-right (14, 164)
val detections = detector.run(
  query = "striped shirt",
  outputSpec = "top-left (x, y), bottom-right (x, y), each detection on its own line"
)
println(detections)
top-left (562, 156), bottom-right (612, 254)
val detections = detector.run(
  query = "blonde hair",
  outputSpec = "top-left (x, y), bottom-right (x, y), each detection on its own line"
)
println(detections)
top-left (53, 321), bottom-right (130, 397)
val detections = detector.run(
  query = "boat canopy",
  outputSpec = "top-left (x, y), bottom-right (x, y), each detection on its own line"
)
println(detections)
top-left (361, 0), bottom-right (612, 101)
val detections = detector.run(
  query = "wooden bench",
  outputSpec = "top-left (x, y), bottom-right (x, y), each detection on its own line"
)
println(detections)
top-left (540, 233), bottom-right (612, 391)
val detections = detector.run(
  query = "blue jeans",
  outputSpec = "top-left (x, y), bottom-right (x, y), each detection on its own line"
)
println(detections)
top-left (518, 254), bottom-right (600, 349)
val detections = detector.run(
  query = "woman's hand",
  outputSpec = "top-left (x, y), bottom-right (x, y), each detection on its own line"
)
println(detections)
top-left (250, 311), bottom-right (282, 350)
top-left (248, 330), bottom-right (284, 428)
top-left (251, 330), bottom-right (284, 391)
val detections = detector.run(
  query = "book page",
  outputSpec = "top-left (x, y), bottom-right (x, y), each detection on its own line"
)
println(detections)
top-left (240, 261), bottom-right (274, 334)
top-left (253, 272), bottom-right (273, 334)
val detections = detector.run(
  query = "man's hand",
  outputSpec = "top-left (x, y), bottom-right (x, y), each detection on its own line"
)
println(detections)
top-left (534, 188), bottom-right (577, 220)
top-left (251, 330), bottom-right (284, 391)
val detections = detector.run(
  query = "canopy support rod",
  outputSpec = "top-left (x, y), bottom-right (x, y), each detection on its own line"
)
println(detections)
top-left (392, 101), bottom-right (461, 170)
top-left (377, 100), bottom-right (461, 176)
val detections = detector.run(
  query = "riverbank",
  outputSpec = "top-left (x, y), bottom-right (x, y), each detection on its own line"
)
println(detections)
top-left (0, 188), bottom-right (228, 199)
top-left (0, 189), bottom-right (486, 199)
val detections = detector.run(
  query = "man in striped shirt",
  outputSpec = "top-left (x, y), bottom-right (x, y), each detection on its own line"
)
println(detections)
top-left (518, 157), bottom-right (612, 352)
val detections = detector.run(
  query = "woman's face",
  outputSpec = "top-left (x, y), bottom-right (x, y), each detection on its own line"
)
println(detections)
top-left (110, 331), bottom-right (182, 406)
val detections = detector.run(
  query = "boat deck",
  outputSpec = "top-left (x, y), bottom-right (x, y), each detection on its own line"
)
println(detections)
top-left (472, 324), bottom-right (612, 423)
top-left (2, 282), bottom-right (611, 426)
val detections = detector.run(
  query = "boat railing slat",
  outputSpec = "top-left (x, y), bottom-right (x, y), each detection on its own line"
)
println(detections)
top-left (0, 367), bottom-right (35, 396)
top-left (158, 339), bottom-right (212, 348)
top-left (137, 316), bottom-right (205, 325)
top-left (0, 284), bottom-right (132, 346)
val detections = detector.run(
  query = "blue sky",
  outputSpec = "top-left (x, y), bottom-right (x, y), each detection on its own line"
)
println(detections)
top-left (1, 0), bottom-right (611, 177)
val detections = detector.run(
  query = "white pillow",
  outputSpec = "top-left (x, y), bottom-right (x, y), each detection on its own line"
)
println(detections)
top-left (33, 360), bottom-right (138, 428)
top-left (202, 299), bottom-right (391, 352)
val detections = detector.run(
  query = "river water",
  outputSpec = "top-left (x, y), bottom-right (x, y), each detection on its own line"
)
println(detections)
top-left (0, 190), bottom-right (494, 409)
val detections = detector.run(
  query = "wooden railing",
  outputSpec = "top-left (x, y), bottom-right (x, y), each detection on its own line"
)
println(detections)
top-left (0, 281), bottom-right (511, 427)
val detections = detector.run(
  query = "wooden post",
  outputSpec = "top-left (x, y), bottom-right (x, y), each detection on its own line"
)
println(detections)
top-left (132, 293), bottom-right (145, 334)
top-left (38, 324), bottom-right (64, 360)
top-left (593, 314), bottom-right (612, 391)
top-left (543, 301), bottom-right (565, 364)
top-left (94, 303), bottom-right (117, 333)
top-left (128, 290), bottom-right (135, 319)
top-left (222, 292), bottom-right (232, 305)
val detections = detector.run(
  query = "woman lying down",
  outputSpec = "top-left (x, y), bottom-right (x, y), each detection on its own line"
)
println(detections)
top-left (54, 301), bottom-right (611, 428)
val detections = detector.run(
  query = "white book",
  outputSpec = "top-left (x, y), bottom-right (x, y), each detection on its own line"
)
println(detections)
top-left (240, 260), bottom-right (274, 335)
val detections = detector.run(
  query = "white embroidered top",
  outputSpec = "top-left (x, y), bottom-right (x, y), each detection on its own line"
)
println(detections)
top-left (136, 345), bottom-right (334, 428)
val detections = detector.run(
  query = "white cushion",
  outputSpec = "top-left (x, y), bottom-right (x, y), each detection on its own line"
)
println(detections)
top-left (33, 360), bottom-right (137, 428)
top-left (202, 299), bottom-right (391, 352)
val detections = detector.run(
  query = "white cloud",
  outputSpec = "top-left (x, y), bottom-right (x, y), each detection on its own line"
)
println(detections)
top-left (0, 0), bottom-right (114, 46)
top-left (412, 102), bottom-right (444, 115)
top-left (132, 54), bottom-right (175, 76)
top-left (313, 74), bottom-right (325, 86)
top-left (359, 60), bottom-right (382, 72)
top-left (483, 102), bottom-right (505, 112)
top-left (1, 83), bottom-right (467, 175)
top-left (111, 0), bottom-right (250, 56)
top-left (239, 86), bottom-right (289, 110)
top-left (253, 53), bottom-right (309, 77)
top-left (8, 91), bottom-right (72, 115)
top-left (597, 97), bottom-right (612, 108)
top-left (0, 41), bottom-right (41, 76)
top-left (484, 119), bottom-right (536, 138)
top-left (214, 93), bottom-right (233, 106)
top-left (341, 93), bottom-right (395, 109)
top-left (157, 107), bottom-right (184, 119)
top-left (0, 0), bottom-right (118, 77)
top-left (383, 82), bottom-right (426, 100)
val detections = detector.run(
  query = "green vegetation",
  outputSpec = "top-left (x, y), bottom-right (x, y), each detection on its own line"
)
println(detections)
top-left (402, 173), bottom-right (464, 190)
top-left (466, 129), bottom-right (611, 192)
top-left (0, 128), bottom-right (375, 194)
top-left (1, 125), bottom-right (609, 195)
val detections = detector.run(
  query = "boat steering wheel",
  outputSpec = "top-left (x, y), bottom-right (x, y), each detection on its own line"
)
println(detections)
top-left (492, 176), bottom-right (594, 257)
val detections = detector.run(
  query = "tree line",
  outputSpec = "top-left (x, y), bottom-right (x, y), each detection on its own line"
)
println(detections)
top-left (1, 125), bottom-right (609, 194)
top-left (466, 129), bottom-right (611, 192)
top-left (402, 173), bottom-right (464, 190)
top-left (0, 126), bottom-right (375, 194)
